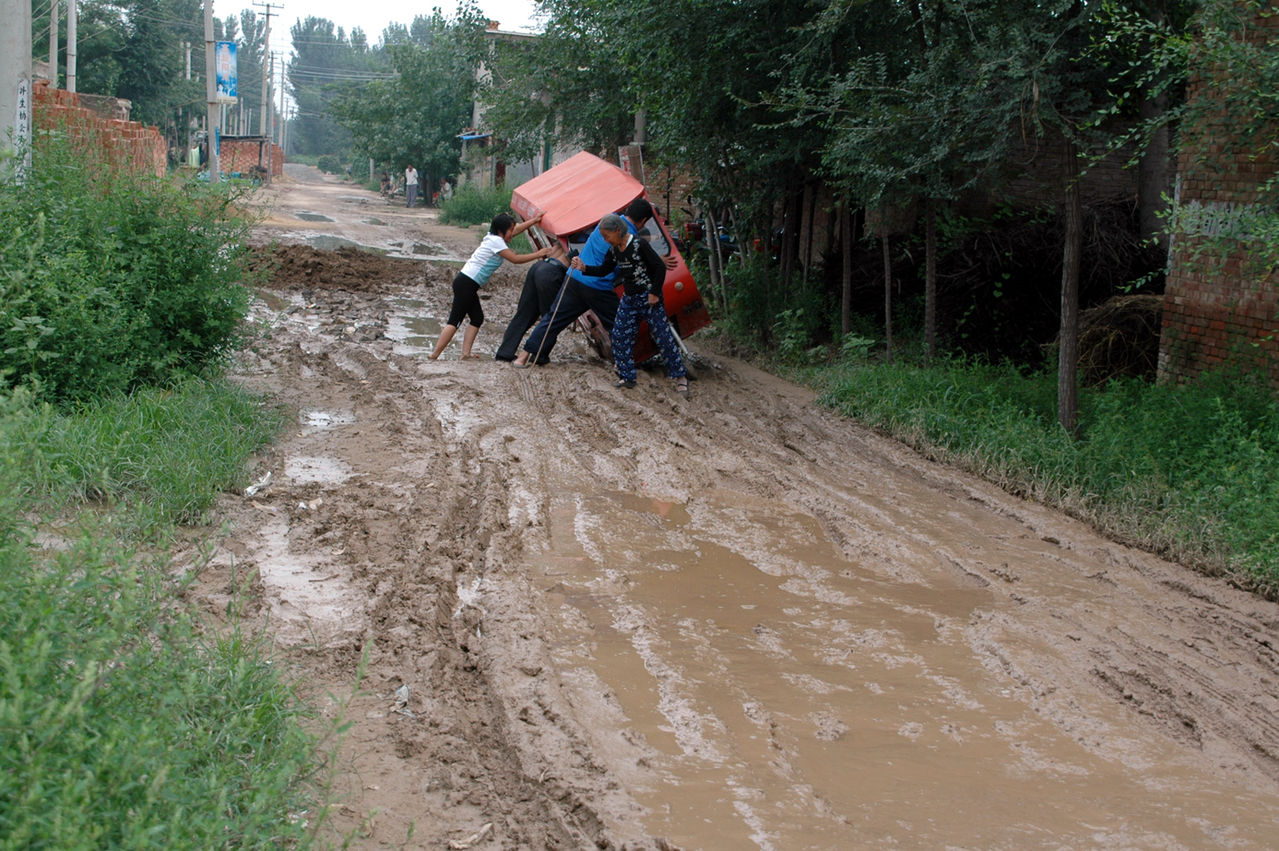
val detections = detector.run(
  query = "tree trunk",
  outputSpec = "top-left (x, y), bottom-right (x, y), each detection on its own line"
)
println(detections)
top-left (924, 199), bottom-right (937, 361)
top-left (1138, 7), bottom-right (1171, 259)
top-left (780, 193), bottom-right (796, 291)
top-left (882, 229), bottom-right (894, 364)
top-left (803, 183), bottom-right (816, 289)
top-left (1058, 141), bottom-right (1082, 436)
top-left (1139, 90), bottom-right (1171, 257)
top-left (706, 206), bottom-right (724, 314)
top-left (841, 204), bottom-right (853, 336)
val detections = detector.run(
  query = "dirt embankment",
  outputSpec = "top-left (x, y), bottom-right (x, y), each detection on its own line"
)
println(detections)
top-left (180, 165), bottom-right (1279, 850)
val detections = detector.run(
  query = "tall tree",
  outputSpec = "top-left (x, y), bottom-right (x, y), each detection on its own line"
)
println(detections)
top-left (33, 0), bottom-right (206, 129)
top-left (286, 17), bottom-right (383, 157)
top-left (329, 6), bottom-right (487, 183)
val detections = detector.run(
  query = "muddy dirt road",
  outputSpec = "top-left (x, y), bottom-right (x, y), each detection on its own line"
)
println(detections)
top-left (186, 164), bottom-right (1279, 849)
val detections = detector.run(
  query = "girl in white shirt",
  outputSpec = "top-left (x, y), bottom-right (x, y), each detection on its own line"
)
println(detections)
top-left (430, 212), bottom-right (547, 360)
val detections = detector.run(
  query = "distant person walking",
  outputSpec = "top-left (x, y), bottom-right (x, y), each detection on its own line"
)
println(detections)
top-left (405, 165), bottom-right (419, 208)
top-left (430, 213), bottom-right (550, 361)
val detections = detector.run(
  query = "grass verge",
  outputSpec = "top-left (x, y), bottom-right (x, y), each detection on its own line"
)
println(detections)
top-left (0, 379), bottom-right (333, 848)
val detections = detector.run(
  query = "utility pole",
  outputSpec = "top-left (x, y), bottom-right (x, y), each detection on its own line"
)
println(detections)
top-left (2, 0), bottom-right (32, 179)
top-left (276, 51), bottom-right (285, 146)
top-left (204, 0), bottom-right (219, 182)
top-left (263, 51), bottom-right (273, 184)
top-left (49, 0), bottom-right (58, 87)
top-left (252, 1), bottom-right (277, 179)
top-left (66, 0), bottom-right (76, 92)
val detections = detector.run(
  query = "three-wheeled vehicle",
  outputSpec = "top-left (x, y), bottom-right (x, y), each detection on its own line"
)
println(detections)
top-left (510, 152), bottom-right (711, 364)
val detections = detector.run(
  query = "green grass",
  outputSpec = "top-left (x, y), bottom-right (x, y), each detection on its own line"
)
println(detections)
top-left (814, 356), bottom-right (1279, 592)
top-left (438, 182), bottom-right (514, 228)
top-left (34, 380), bottom-right (286, 537)
top-left (0, 380), bottom-right (331, 848)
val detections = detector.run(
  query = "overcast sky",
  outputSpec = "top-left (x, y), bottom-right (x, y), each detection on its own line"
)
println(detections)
top-left (247, 0), bottom-right (543, 50)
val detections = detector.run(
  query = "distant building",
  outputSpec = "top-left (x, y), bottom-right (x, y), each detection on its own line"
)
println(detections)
top-left (458, 22), bottom-right (573, 190)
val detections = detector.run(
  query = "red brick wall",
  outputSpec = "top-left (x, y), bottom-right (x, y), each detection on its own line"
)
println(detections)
top-left (219, 137), bottom-right (284, 178)
top-left (1159, 3), bottom-right (1279, 386)
top-left (32, 80), bottom-right (166, 177)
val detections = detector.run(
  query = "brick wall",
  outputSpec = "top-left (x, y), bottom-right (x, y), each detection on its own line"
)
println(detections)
top-left (32, 80), bottom-right (166, 177)
top-left (219, 136), bottom-right (284, 178)
top-left (1158, 2), bottom-right (1279, 386)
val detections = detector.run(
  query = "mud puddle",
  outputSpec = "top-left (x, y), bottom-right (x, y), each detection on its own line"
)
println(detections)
top-left (384, 297), bottom-right (442, 354)
top-left (527, 486), bottom-right (1279, 849)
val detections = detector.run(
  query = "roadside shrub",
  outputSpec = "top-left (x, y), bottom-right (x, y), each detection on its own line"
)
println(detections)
top-left (316, 154), bottom-right (343, 174)
top-left (708, 254), bottom-right (783, 346)
top-left (710, 254), bottom-right (834, 357)
top-left (438, 182), bottom-right (513, 227)
top-left (0, 139), bottom-right (253, 405)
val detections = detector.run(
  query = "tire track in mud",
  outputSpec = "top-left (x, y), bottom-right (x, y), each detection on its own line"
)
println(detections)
top-left (767, 367), bottom-right (1279, 786)
top-left (658, 357), bottom-right (1279, 789)
top-left (199, 286), bottom-right (626, 848)
top-left (482, 348), bottom-right (1279, 846)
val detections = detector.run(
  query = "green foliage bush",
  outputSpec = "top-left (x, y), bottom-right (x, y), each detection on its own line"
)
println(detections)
top-left (818, 358), bottom-right (1279, 590)
top-left (705, 254), bottom-right (833, 358)
top-left (315, 154), bottom-right (344, 175)
top-left (0, 140), bottom-right (253, 405)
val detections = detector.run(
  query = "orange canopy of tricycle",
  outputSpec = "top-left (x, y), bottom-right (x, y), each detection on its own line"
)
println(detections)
top-left (510, 151), bottom-right (644, 237)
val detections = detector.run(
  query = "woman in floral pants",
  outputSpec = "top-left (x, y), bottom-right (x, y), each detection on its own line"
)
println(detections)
top-left (571, 214), bottom-right (688, 394)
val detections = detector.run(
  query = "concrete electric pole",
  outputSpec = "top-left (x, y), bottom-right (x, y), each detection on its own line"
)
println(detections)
top-left (204, 0), bottom-right (219, 182)
top-left (1, 0), bottom-right (32, 179)
top-left (252, 1), bottom-right (277, 180)
top-left (66, 0), bottom-right (76, 93)
top-left (49, 0), bottom-right (59, 87)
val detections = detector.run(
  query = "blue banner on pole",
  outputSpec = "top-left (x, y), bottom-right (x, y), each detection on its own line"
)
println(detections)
top-left (215, 41), bottom-right (238, 102)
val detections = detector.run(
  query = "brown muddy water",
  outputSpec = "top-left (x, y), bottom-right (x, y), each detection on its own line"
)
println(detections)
top-left (531, 486), bottom-right (1279, 849)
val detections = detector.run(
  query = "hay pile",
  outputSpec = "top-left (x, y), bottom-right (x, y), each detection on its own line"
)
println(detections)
top-left (1077, 293), bottom-right (1164, 385)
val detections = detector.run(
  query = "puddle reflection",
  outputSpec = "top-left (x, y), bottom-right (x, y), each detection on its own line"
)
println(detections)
top-left (301, 409), bottom-right (356, 431)
top-left (385, 297), bottom-right (442, 354)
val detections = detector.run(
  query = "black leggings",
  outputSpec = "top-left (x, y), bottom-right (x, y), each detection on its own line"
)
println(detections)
top-left (446, 273), bottom-right (483, 328)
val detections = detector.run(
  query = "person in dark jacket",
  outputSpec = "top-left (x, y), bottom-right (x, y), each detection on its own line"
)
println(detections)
top-left (495, 241), bottom-right (572, 363)
top-left (571, 213), bottom-right (688, 394)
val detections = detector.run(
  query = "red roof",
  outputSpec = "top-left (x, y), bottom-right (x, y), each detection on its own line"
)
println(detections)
top-left (510, 151), bottom-right (645, 237)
